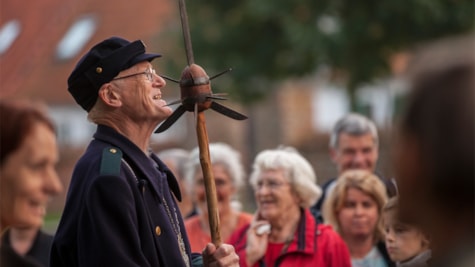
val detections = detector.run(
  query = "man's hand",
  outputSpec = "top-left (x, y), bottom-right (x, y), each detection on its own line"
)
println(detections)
top-left (202, 243), bottom-right (239, 267)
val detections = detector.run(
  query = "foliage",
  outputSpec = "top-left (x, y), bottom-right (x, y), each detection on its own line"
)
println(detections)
top-left (163, 0), bottom-right (474, 105)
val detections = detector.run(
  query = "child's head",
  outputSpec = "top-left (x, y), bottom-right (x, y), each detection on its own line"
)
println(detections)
top-left (383, 197), bottom-right (430, 263)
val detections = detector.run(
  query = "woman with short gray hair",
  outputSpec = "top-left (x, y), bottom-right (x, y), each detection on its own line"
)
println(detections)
top-left (229, 146), bottom-right (351, 267)
top-left (184, 142), bottom-right (252, 252)
top-left (249, 146), bottom-right (321, 208)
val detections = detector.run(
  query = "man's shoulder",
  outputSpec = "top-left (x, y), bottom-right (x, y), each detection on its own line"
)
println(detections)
top-left (99, 146), bottom-right (123, 176)
top-left (70, 144), bottom-right (128, 194)
top-left (76, 142), bottom-right (123, 172)
top-left (321, 177), bottom-right (337, 189)
top-left (374, 173), bottom-right (398, 197)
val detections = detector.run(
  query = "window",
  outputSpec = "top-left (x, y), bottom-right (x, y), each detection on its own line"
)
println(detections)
top-left (56, 15), bottom-right (97, 60)
top-left (0, 20), bottom-right (21, 55)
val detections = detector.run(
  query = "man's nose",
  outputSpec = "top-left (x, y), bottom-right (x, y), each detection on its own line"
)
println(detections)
top-left (154, 73), bottom-right (166, 87)
top-left (352, 152), bottom-right (366, 166)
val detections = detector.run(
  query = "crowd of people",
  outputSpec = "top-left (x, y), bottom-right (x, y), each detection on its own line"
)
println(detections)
top-left (0, 34), bottom-right (472, 267)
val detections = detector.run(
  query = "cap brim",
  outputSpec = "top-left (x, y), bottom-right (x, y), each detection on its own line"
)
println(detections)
top-left (129, 53), bottom-right (162, 67)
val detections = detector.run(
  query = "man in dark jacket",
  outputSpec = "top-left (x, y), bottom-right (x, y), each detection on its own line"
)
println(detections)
top-left (50, 37), bottom-right (239, 267)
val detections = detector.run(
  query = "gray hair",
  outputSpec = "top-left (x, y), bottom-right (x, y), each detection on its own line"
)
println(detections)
top-left (157, 148), bottom-right (189, 179)
top-left (329, 113), bottom-right (378, 149)
top-left (185, 143), bottom-right (245, 193)
top-left (249, 146), bottom-right (322, 208)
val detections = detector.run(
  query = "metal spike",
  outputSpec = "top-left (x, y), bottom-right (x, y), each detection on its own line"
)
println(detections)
top-left (210, 101), bottom-right (247, 120)
top-left (209, 68), bottom-right (232, 80)
top-left (160, 75), bottom-right (180, 83)
top-left (154, 105), bottom-right (187, 133)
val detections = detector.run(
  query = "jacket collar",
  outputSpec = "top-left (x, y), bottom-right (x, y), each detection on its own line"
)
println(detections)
top-left (93, 124), bottom-right (182, 201)
top-left (283, 209), bottom-right (318, 255)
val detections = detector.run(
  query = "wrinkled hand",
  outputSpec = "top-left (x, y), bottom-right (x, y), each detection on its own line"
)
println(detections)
top-left (245, 219), bottom-right (270, 266)
top-left (202, 243), bottom-right (239, 267)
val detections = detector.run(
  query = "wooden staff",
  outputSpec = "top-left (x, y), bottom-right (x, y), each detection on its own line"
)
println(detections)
top-left (178, 0), bottom-right (222, 246)
top-left (196, 112), bottom-right (222, 246)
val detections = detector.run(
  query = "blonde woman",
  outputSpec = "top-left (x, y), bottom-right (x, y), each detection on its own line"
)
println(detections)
top-left (323, 169), bottom-right (394, 267)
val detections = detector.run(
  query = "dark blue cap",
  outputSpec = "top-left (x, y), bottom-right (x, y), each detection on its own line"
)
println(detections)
top-left (67, 36), bottom-right (161, 111)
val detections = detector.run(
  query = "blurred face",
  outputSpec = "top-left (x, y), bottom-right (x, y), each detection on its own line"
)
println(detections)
top-left (0, 122), bottom-right (63, 229)
top-left (112, 61), bottom-right (172, 124)
top-left (383, 212), bottom-right (428, 262)
top-left (331, 133), bottom-right (378, 175)
top-left (337, 188), bottom-right (379, 239)
top-left (194, 164), bottom-right (236, 216)
top-left (254, 169), bottom-right (300, 222)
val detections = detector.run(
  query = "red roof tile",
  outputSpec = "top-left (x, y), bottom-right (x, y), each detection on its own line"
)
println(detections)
top-left (1, 0), bottom-right (176, 103)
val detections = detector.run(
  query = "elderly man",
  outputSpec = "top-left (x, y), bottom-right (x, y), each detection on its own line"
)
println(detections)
top-left (311, 113), bottom-right (396, 223)
top-left (50, 37), bottom-right (239, 267)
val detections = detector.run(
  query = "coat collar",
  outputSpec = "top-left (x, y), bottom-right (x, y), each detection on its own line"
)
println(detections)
top-left (93, 124), bottom-right (182, 201)
top-left (283, 209), bottom-right (319, 255)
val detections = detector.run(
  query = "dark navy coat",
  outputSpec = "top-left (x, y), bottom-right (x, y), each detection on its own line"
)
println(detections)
top-left (51, 125), bottom-right (196, 267)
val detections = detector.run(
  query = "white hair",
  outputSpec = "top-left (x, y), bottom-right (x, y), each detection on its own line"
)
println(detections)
top-left (249, 146), bottom-right (322, 208)
top-left (185, 142), bottom-right (245, 196)
top-left (156, 148), bottom-right (189, 179)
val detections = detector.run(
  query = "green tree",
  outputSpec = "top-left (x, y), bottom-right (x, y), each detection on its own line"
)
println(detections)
top-left (162, 0), bottom-right (473, 108)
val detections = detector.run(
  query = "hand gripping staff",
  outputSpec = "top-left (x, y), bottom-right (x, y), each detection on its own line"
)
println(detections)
top-left (155, 0), bottom-right (247, 246)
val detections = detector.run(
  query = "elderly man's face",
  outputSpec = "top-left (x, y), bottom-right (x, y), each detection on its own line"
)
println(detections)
top-left (330, 133), bottom-right (378, 175)
top-left (112, 61), bottom-right (172, 124)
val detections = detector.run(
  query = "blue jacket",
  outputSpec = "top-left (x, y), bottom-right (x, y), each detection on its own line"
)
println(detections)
top-left (51, 125), bottom-right (196, 267)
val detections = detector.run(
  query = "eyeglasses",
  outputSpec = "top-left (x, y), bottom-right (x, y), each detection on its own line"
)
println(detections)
top-left (112, 68), bottom-right (156, 82)
top-left (255, 179), bottom-right (289, 191)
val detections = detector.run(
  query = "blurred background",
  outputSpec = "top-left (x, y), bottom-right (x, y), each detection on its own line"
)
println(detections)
top-left (1, 0), bottom-right (473, 232)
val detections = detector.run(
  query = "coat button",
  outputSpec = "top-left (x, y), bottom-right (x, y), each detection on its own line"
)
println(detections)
top-left (155, 226), bottom-right (161, 236)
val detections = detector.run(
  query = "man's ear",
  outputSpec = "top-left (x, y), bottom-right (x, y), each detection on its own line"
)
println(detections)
top-left (98, 83), bottom-right (121, 108)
